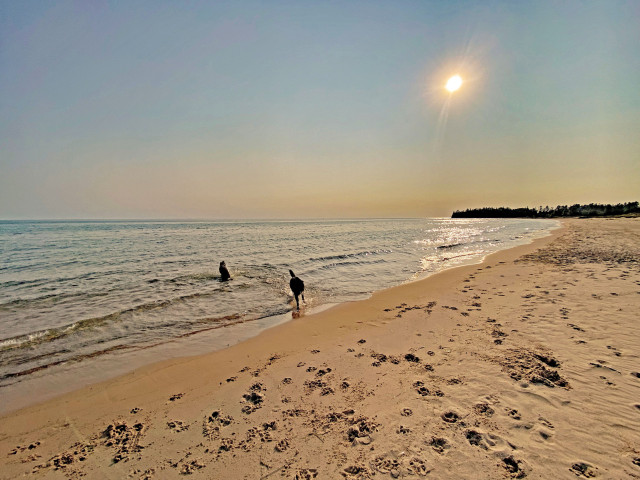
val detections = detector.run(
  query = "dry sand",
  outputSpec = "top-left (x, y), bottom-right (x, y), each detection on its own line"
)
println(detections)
top-left (1, 218), bottom-right (639, 479)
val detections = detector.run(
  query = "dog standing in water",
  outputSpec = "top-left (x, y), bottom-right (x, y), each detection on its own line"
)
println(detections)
top-left (219, 261), bottom-right (231, 281)
top-left (289, 269), bottom-right (305, 310)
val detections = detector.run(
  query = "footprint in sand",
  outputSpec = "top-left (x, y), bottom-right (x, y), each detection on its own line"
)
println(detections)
top-left (203, 411), bottom-right (233, 439)
top-left (102, 421), bottom-right (145, 463)
top-left (429, 436), bottom-right (450, 454)
top-left (405, 353), bottom-right (420, 363)
top-left (346, 417), bottom-right (378, 446)
top-left (538, 428), bottom-right (553, 441)
top-left (599, 375), bottom-right (615, 386)
top-left (570, 462), bottom-right (598, 477)
top-left (343, 465), bottom-right (370, 478)
top-left (501, 456), bottom-right (526, 478)
top-left (371, 454), bottom-right (399, 474)
top-left (538, 417), bottom-right (554, 429)
top-left (441, 411), bottom-right (459, 423)
top-left (371, 353), bottom-right (387, 364)
top-left (167, 420), bottom-right (189, 432)
top-left (218, 438), bottom-right (234, 452)
top-left (466, 430), bottom-right (484, 448)
top-left (414, 381), bottom-right (430, 397)
top-left (407, 457), bottom-right (429, 476)
top-left (241, 386), bottom-right (264, 414)
top-left (303, 378), bottom-right (334, 396)
top-left (294, 468), bottom-right (318, 479)
top-left (9, 442), bottom-right (41, 456)
top-left (129, 467), bottom-right (155, 479)
top-left (274, 438), bottom-right (289, 452)
top-left (179, 459), bottom-right (205, 475)
top-left (473, 403), bottom-right (495, 416)
top-left (466, 430), bottom-right (513, 451)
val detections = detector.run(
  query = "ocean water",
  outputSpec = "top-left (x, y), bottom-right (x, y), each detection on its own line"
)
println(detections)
top-left (0, 218), bottom-right (557, 409)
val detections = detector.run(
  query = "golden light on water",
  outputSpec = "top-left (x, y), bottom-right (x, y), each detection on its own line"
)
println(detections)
top-left (445, 74), bottom-right (463, 92)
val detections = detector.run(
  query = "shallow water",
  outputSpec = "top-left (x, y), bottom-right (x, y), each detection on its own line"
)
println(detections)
top-left (0, 218), bottom-right (557, 402)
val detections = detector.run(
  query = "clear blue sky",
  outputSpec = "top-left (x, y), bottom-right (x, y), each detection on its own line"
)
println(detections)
top-left (1, 0), bottom-right (638, 219)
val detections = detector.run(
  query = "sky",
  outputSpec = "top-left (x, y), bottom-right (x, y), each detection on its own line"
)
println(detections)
top-left (1, 0), bottom-right (638, 219)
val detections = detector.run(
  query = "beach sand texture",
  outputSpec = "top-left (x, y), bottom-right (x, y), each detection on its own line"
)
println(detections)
top-left (1, 218), bottom-right (639, 479)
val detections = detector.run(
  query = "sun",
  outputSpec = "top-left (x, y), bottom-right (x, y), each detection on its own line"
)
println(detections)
top-left (445, 75), bottom-right (463, 92)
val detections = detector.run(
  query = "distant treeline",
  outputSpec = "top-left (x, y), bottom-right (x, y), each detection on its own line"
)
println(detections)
top-left (451, 201), bottom-right (640, 218)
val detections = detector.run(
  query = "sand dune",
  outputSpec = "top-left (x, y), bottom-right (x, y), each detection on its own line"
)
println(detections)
top-left (1, 218), bottom-right (639, 479)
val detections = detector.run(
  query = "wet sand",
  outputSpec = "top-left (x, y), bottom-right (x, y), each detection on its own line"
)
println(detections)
top-left (1, 218), bottom-right (639, 479)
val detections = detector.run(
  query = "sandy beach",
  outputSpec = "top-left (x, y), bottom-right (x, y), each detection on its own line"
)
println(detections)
top-left (1, 217), bottom-right (639, 479)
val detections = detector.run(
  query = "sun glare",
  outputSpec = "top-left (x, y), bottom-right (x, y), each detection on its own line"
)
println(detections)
top-left (445, 75), bottom-right (463, 92)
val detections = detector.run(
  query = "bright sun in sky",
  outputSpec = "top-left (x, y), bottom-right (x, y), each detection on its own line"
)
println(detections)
top-left (445, 74), bottom-right (463, 92)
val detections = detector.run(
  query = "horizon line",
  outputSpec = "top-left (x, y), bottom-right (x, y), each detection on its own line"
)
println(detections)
top-left (0, 216), bottom-right (453, 223)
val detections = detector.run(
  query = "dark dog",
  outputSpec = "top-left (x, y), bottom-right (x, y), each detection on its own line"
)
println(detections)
top-left (289, 269), bottom-right (305, 310)
top-left (219, 261), bottom-right (231, 281)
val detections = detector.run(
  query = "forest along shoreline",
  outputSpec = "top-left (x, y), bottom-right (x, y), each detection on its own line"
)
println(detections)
top-left (452, 200), bottom-right (639, 218)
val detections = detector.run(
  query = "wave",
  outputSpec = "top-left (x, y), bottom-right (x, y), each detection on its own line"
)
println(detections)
top-left (0, 269), bottom-right (234, 310)
top-left (308, 249), bottom-right (393, 263)
top-left (420, 249), bottom-right (486, 268)
top-left (0, 291), bottom-right (230, 352)
top-left (0, 344), bottom-right (134, 382)
top-left (0, 289), bottom-right (112, 309)
top-left (319, 258), bottom-right (387, 269)
top-left (0, 278), bottom-right (49, 289)
top-left (439, 251), bottom-right (484, 261)
top-left (193, 313), bottom-right (242, 324)
top-left (304, 258), bottom-right (388, 275)
top-left (0, 347), bottom-right (71, 369)
top-left (437, 243), bottom-right (462, 249)
top-left (0, 270), bottom-right (117, 290)
top-left (167, 272), bottom-right (222, 283)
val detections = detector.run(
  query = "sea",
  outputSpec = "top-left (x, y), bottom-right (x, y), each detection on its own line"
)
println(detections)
top-left (0, 218), bottom-right (558, 412)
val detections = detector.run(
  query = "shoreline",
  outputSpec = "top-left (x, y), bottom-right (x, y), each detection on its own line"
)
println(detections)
top-left (3, 218), bottom-right (638, 478)
top-left (0, 222), bottom-right (564, 418)
top-left (0, 221), bottom-right (558, 415)
top-left (0, 224), bottom-right (562, 417)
